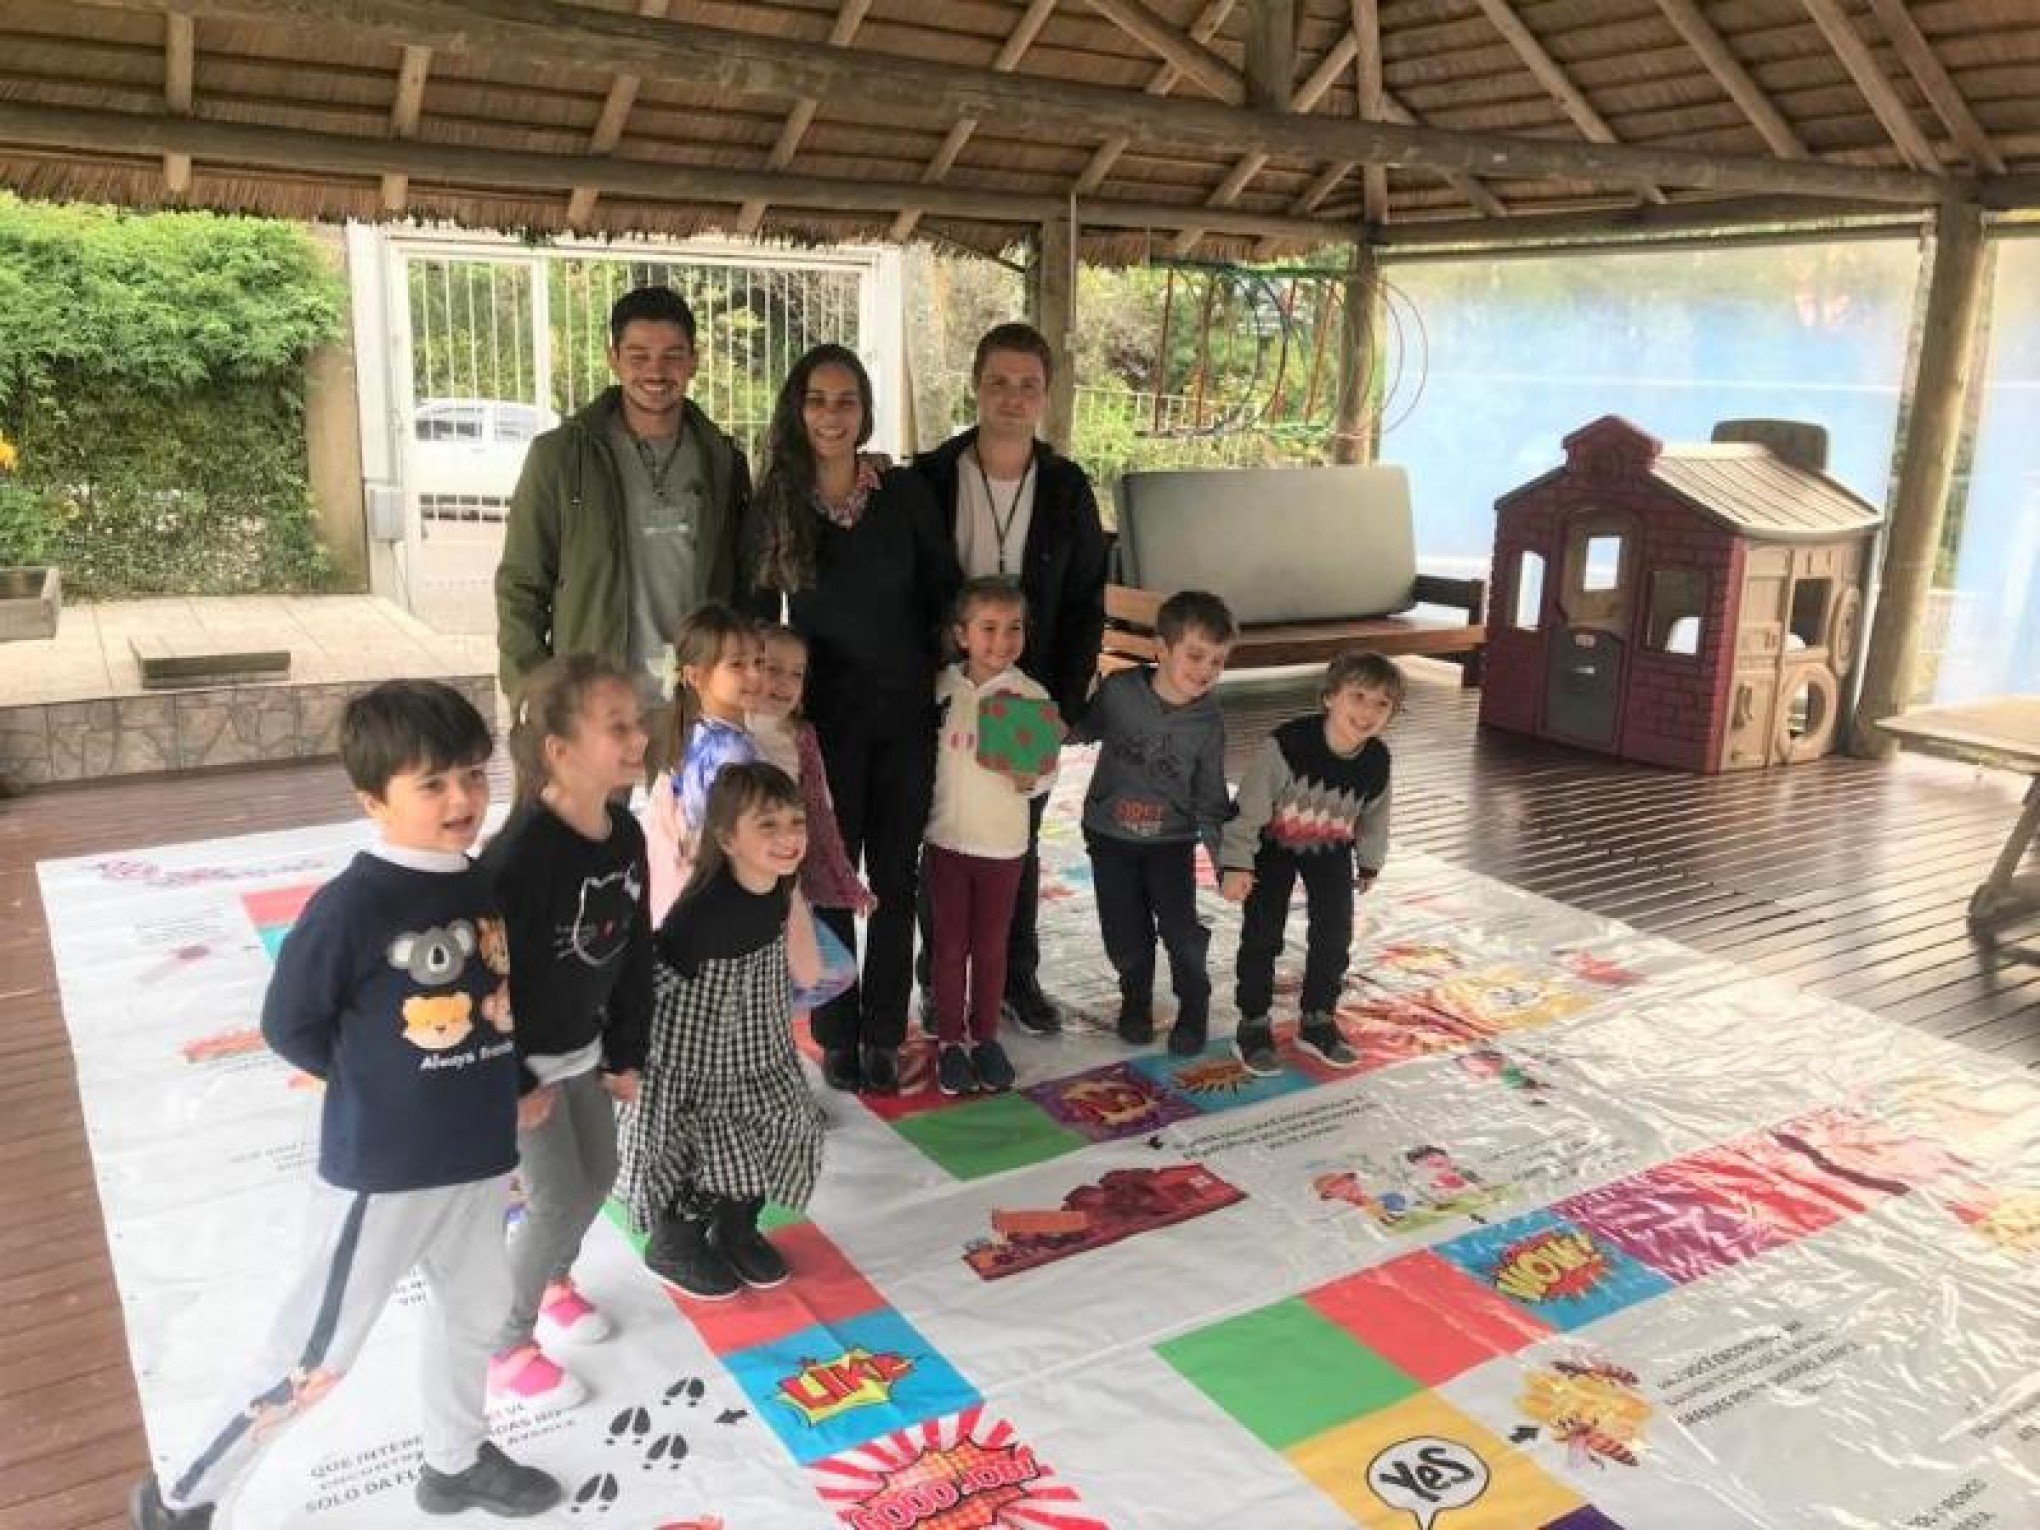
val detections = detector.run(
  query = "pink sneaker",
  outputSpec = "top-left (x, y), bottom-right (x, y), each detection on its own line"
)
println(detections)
top-left (536, 1278), bottom-right (613, 1345)
top-left (487, 1343), bottom-right (588, 1409)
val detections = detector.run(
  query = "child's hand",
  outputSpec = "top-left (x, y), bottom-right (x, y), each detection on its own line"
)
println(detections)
top-left (1220, 869), bottom-right (1254, 903)
top-left (855, 887), bottom-right (879, 918)
top-left (856, 452), bottom-right (892, 486)
top-left (517, 1085), bottom-right (556, 1130)
top-left (1009, 771), bottom-right (1038, 794)
top-left (601, 1069), bottom-right (641, 1105)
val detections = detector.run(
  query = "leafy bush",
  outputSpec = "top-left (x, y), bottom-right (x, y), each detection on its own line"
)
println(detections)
top-left (0, 196), bottom-right (344, 594)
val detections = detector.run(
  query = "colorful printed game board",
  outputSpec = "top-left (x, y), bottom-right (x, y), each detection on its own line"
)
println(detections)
top-left (36, 758), bottom-right (2040, 1528)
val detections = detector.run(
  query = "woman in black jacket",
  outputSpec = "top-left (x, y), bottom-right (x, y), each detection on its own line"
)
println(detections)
top-left (751, 344), bottom-right (961, 1096)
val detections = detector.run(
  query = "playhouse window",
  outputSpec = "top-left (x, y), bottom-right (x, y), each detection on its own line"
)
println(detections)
top-left (1788, 578), bottom-right (1831, 650)
top-left (1582, 536), bottom-right (1624, 591)
top-left (1647, 569), bottom-right (1707, 655)
top-left (1559, 520), bottom-right (1630, 628)
top-left (1514, 551), bottom-right (1545, 629)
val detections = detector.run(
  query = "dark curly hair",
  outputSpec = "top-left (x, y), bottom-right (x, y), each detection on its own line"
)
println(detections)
top-left (750, 343), bottom-right (875, 594)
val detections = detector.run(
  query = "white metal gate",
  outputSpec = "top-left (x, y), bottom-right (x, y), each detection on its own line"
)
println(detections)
top-left (349, 229), bottom-right (903, 635)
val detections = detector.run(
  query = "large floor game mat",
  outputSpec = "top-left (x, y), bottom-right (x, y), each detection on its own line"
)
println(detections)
top-left (38, 760), bottom-right (2040, 1528)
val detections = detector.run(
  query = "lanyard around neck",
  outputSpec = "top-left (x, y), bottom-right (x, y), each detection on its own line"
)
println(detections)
top-left (973, 449), bottom-right (1035, 576)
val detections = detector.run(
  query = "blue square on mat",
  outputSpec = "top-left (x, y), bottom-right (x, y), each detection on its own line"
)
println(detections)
top-left (1433, 1208), bottom-right (1674, 1331)
top-left (1127, 1046), bottom-right (1316, 1115)
top-left (720, 1306), bottom-right (980, 1465)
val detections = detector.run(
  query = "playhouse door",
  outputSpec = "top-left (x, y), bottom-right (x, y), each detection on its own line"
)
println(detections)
top-left (1545, 626), bottom-right (1624, 748)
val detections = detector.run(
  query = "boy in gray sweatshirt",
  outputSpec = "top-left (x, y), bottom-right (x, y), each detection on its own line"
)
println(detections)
top-left (1072, 590), bottom-right (1236, 1053)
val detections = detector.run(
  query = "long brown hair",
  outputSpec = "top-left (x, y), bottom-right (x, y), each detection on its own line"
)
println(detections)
top-left (665, 602), bottom-right (757, 770)
top-left (751, 343), bottom-right (875, 594)
top-left (677, 760), bottom-right (805, 908)
top-left (506, 652), bottom-right (637, 804)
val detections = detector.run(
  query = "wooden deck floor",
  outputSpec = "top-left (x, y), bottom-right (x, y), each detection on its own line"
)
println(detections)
top-left (2, 659), bottom-right (2035, 1529)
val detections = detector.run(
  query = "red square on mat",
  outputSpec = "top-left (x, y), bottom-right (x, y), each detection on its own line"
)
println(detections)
top-left (794, 1022), bottom-right (960, 1123)
top-left (667, 1222), bottom-right (887, 1355)
top-left (1658, 1139), bottom-right (1853, 1240)
top-left (1306, 1250), bottom-right (1551, 1386)
top-left (242, 882), bottom-right (320, 927)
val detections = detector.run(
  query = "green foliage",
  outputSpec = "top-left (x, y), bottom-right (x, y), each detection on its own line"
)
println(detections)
top-left (0, 195), bottom-right (343, 595)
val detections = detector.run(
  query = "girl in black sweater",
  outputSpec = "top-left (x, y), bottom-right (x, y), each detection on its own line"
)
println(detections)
top-left (750, 344), bottom-right (961, 1096)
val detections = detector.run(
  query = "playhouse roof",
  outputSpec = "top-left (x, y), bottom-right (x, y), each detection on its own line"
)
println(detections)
top-left (1649, 442), bottom-right (1884, 539)
top-left (1, 0), bottom-right (2036, 262)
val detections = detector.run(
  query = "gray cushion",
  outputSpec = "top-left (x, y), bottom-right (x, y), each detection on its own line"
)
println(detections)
top-left (1116, 465), bottom-right (1419, 625)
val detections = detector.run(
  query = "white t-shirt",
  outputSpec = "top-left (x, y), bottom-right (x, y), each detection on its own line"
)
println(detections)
top-left (955, 450), bottom-right (1037, 579)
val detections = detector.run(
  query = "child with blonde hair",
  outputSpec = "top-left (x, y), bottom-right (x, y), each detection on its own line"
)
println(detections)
top-left (480, 653), bottom-right (653, 1410)
top-left (642, 602), bottom-right (761, 925)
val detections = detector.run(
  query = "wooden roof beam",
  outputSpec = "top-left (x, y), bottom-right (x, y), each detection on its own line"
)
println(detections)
top-left (67, 0), bottom-right (1950, 206)
top-left (379, 44), bottom-right (431, 212)
top-left (1653, 0), bottom-right (1805, 160)
top-left (1469, 0), bottom-right (1666, 204)
top-left (1073, 0), bottom-right (1236, 198)
top-left (736, 0), bottom-right (873, 237)
top-left (0, 100), bottom-right (1363, 245)
top-left (163, 12), bottom-right (191, 194)
top-left (1352, 0), bottom-right (1385, 225)
top-left (1799, 0), bottom-right (1942, 174)
top-left (889, 0), bottom-right (1057, 244)
top-left (1865, 0), bottom-right (2004, 175)
top-left (1083, 0), bottom-right (1245, 105)
top-left (567, 0), bottom-right (672, 228)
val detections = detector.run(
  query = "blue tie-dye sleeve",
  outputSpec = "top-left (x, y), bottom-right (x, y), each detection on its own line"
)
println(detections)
top-left (676, 718), bottom-right (761, 841)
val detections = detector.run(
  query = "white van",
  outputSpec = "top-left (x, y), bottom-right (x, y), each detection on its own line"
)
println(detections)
top-left (410, 398), bottom-right (558, 517)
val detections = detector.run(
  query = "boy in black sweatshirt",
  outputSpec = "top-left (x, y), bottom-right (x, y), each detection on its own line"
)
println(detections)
top-left (130, 682), bottom-right (561, 1530)
top-left (1219, 651), bottom-right (1401, 1076)
top-left (1074, 589), bottom-right (1236, 1054)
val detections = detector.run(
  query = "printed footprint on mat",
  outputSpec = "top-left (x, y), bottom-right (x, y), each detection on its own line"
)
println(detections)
top-left (663, 1376), bottom-right (706, 1408)
top-left (607, 1404), bottom-right (652, 1443)
top-left (643, 1432), bottom-right (689, 1471)
top-left (571, 1471), bottom-right (619, 1514)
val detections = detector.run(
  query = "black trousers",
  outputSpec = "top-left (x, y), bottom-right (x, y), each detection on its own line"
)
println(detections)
top-left (1084, 832), bottom-right (1210, 1019)
top-left (917, 791), bottom-right (1049, 995)
top-left (812, 707), bottom-right (934, 1052)
top-left (1234, 841), bottom-right (1354, 1020)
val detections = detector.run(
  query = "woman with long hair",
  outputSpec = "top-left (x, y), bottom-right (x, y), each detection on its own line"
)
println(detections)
top-left (748, 344), bottom-right (960, 1096)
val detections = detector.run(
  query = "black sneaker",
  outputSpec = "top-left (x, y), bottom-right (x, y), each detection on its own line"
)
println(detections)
top-left (970, 1039), bottom-right (1016, 1092)
top-left (936, 1044), bottom-right (973, 1097)
top-left (644, 1214), bottom-right (740, 1301)
top-left (416, 1441), bottom-right (562, 1518)
top-left (1167, 1013), bottom-right (1208, 1056)
top-left (1002, 977), bottom-right (1064, 1036)
top-left (129, 1479), bottom-right (213, 1530)
top-left (1116, 993), bottom-right (1155, 1045)
top-left (1233, 1019), bottom-right (1280, 1076)
top-left (1297, 1014), bottom-right (1360, 1069)
top-left (820, 1048), bottom-right (861, 1092)
top-left (711, 1199), bottom-right (789, 1289)
top-left (859, 1044), bottom-right (900, 1096)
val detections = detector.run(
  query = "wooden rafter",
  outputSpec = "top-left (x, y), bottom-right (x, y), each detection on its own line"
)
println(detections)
top-left (1083, 0), bottom-right (1245, 105)
top-left (1654, 0), bottom-right (1805, 160)
top-left (379, 43), bottom-right (430, 213)
top-left (566, 0), bottom-right (672, 228)
top-left (1866, 0), bottom-right (2004, 174)
top-left (0, 100), bottom-right (1361, 245)
top-left (162, 12), bottom-right (192, 194)
top-left (1352, 0), bottom-right (1385, 224)
top-left (889, 0), bottom-right (1057, 243)
top-left (736, 0), bottom-right (874, 237)
top-left (1469, 0), bottom-right (1667, 204)
top-left (1073, 0), bottom-right (1236, 197)
top-left (1799, 0), bottom-right (1942, 174)
top-left (61, 0), bottom-right (1952, 207)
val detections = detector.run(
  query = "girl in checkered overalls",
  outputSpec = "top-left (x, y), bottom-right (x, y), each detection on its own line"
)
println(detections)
top-left (616, 761), bottom-right (827, 1300)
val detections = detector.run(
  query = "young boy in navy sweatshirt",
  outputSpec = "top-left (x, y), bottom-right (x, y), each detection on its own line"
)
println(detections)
top-left (130, 681), bottom-right (561, 1529)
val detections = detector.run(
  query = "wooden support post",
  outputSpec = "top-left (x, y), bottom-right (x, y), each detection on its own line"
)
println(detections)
top-left (1030, 214), bottom-right (1078, 453)
top-left (1851, 200), bottom-right (1990, 757)
top-left (1330, 239), bottom-right (1378, 465)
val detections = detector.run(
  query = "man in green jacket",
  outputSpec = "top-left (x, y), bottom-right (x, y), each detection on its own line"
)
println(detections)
top-left (494, 286), bottom-right (756, 751)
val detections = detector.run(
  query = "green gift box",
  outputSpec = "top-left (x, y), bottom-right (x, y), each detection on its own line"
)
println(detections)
top-left (975, 692), bottom-right (1065, 780)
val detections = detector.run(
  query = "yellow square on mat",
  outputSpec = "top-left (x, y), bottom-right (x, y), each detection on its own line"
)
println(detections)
top-left (1286, 1392), bottom-right (1583, 1529)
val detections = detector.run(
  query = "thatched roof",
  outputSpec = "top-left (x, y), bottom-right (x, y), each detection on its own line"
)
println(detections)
top-left (1, 0), bottom-right (2035, 261)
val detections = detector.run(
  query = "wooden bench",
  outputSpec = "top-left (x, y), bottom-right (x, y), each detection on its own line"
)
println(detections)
top-left (1101, 577), bottom-right (1487, 686)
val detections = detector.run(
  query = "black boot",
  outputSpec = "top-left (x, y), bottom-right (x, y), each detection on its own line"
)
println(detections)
top-left (1002, 973), bottom-right (1064, 1036)
top-left (644, 1210), bottom-right (740, 1300)
top-left (1116, 982), bottom-right (1155, 1044)
top-left (711, 1196), bottom-right (790, 1289)
top-left (128, 1479), bottom-right (213, 1530)
top-left (859, 1043), bottom-right (900, 1095)
top-left (820, 1047), bottom-right (862, 1092)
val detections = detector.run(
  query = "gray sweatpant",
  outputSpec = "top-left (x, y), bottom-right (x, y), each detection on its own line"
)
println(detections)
top-left (161, 1174), bottom-right (512, 1513)
top-left (496, 1068), bottom-right (620, 1352)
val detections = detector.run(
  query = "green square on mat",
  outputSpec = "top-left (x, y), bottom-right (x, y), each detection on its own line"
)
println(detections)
top-left (892, 1092), bottom-right (1087, 1179)
top-left (1158, 1298), bottom-right (1420, 1451)
top-left (759, 1201), bottom-right (805, 1231)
